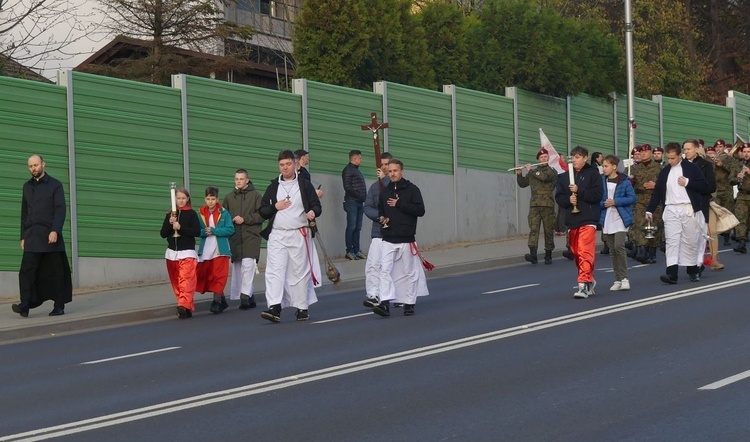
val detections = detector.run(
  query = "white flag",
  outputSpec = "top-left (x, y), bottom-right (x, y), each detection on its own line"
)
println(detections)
top-left (539, 128), bottom-right (568, 174)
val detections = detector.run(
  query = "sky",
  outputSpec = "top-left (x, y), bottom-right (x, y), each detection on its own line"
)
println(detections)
top-left (11, 0), bottom-right (111, 80)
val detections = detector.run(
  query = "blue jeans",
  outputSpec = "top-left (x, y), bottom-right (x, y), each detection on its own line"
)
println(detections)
top-left (344, 200), bottom-right (364, 253)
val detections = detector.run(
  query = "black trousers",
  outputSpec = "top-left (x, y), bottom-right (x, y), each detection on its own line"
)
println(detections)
top-left (19, 251), bottom-right (72, 309)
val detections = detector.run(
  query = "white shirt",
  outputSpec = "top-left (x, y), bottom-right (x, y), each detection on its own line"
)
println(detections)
top-left (665, 161), bottom-right (691, 206)
top-left (199, 209), bottom-right (219, 262)
top-left (273, 175), bottom-right (308, 230)
top-left (603, 180), bottom-right (626, 234)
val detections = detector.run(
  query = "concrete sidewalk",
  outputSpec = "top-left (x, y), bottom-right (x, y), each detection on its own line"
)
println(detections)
top-left (0, 236), bottom-right (573, 343)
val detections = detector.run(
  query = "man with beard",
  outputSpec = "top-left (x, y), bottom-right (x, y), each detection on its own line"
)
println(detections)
top-left (13, 155), bottom-right (72, 317)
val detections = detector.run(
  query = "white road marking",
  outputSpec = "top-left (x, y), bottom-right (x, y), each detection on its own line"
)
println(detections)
top-left (4, 276), bottom-right (749, 442)
top-left (699, 369), bottom-right (750, 390)
top-left (482, 284), bottom-right (539, 294)
top-left (80, 347), bottom-right (181, 365)
top-left (312, 313), bottom-right (371, 324)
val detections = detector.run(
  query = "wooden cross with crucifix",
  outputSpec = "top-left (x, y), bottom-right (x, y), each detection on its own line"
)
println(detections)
top-left (361, 112), bottom-right (389, 189)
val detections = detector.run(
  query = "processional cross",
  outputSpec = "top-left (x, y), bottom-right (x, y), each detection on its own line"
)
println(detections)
top-left (361, 112), bottom-right (389, 189)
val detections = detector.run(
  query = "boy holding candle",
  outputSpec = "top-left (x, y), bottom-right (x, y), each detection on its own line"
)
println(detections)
top-left (555, 146), bottom-right (604, 299)
top-left (160, 186), bottom-right (201, 318)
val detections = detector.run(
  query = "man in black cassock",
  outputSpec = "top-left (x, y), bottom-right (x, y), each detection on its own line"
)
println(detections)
top-left (12, 155), bottom-right (72, 317)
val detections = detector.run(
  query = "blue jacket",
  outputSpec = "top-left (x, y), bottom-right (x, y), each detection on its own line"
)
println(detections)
top-left (197, 206), bottom-right (235, 257)
top-left (599, 172), bottom-right (636, 228)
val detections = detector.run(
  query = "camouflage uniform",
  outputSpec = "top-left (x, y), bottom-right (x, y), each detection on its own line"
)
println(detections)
top-left (631, 159), bottom-right (662, 260)
top-left (734, 160), bottom-right (750, 251)
top-left (713, 155), bottom-right (739, 212)
top-left (517, 164), bottom-right (557, 251)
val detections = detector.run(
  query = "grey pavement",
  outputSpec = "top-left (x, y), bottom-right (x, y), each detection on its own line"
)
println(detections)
top-left (0, 235), bottom-right (575, 343)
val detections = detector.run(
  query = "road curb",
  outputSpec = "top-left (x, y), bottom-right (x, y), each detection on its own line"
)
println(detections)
top-left (0, 253), bottom-right (551, 343)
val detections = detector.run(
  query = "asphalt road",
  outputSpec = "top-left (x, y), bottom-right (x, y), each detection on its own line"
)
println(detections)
top-left (2, 249), bottom-right (750, 441)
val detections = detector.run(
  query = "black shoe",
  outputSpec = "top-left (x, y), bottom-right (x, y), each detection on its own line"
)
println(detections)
top-left (363, 297), bottom-right (379, 308)
top-left (261, 305), bottom-right (281, 323)
top-left (392, 303), bottom-right (404, 308)
top-left (49, 306), bottom-right (65, 316)
top-left (562, 249), bottom-right (574, 260)
top-left (524, 247), bottom-right (538, 264)
top-left (544, 250), bottom-right (552, 265)
top-left (296, 309), bottom-right (309, 321)
top-left (403, 304), bottom-right (415, 316)
top-left (239, 294), bottom-right (256, 310)
top-left (219, 296), bottom-right (229, 312)
top-left (690, 274), bottom-right (700, 282)
top-left (660, 275), bottom-right (678, 284)
top-left (209, 301), bottom-right (221, 314)
top-left (697, 265), bottom-right (705, 278)
top-left (177, 306), bottom-right (192, 319)
top-left (600, 245), bottom-right (610, 255)
top-left (12, 303), bottom-right (29, 318)
top-left (373, 301), bottom-right (390, 317)
top-left (734, 241), bottom-right (747, 254)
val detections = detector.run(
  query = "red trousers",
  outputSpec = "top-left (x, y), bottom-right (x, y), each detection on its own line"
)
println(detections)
top-left (569, 225), bottom-right (596, 283)
top-left (166, 258), bottom-right (197, 311)
top-left (196, 256), bottom-right (230, 295)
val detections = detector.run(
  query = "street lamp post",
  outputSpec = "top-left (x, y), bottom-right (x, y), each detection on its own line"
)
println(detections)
top-left (625, 0), bottom-right (636, 176)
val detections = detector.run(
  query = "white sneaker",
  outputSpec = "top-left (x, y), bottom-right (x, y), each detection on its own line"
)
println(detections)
top-left (610, 281), bottom-right (622, 291)
top-left (620, 278), bottom-right (630, 291)
top-left (574, 283), bottom-right (588, 299)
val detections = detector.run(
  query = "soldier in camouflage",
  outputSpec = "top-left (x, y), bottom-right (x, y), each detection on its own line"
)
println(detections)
top-left (733, 144), bottom-right (750, 253)
top-left (517, 148), bottom-right (558, 264)
top-left (708, 141), bottom-right (740, 246)
top-left (630, 144), bottom-right (662, 263)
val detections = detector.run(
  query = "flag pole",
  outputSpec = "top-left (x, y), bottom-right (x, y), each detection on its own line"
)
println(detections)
top-left (625, 0), bottom-right (636, 176)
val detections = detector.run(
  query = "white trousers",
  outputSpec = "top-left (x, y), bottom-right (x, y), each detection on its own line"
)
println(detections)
top-left (265, 228), bottom-right (318, 309)
top-left (378, 241), bottom-right (429, 305)
top-left (229, 258), bottom-right (257, 300)
top-left (664, 204), bottom-right (704, 267)
top-left (365, 238), bottom-right (394, 301)
top-left (695, 212), bottom-right (708, 267)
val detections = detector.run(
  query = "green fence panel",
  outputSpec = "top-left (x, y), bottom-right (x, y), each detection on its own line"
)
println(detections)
top-left (302, 80), bottom-right (382, 178)
top-left (570, 94), bottom-right (615, 155)
top-left (728, 91), bottom-right (750, 143)
top-left (660, 96), bottom-right (732, 146)
top-left (381, 82), bottom-right (453, 174)
top-left (72, 72), bottom-right (183, 259)
top-left (514, 88), bottom-right (567, 165)
top-left (0, 77), bottom-right (71, 271)
top-left (182, 75), bottom-right (302, 197)
top-left (453, 87), bottom-right (515, 172)
top-left (616, 95), bottom-right (660, 153)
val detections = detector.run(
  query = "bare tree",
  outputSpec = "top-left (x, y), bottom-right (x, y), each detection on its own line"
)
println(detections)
top-left (0, 0), bottom-right (94, 65)
top-left (97, 0), bottom-right (253, 58)
top-left (92, 0), bottom-right (254, 84)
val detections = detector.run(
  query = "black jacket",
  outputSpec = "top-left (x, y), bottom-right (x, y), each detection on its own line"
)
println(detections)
top-left (647, 158), bottom-right (708, 215)
top-left (21, 173), bottom-right (67, 253)
top-left (160, 208), bottom-right (200, 251)
top-left (555, 163), bottom-right (603, 229)
top-left (378, 178), bottom-right (425, 244)
top-left (259, 176), bottom-right (322, 239)
top-left (342, 162), bottom-right (367, 203)
top-left (691, 156), bottom-right (716, 220)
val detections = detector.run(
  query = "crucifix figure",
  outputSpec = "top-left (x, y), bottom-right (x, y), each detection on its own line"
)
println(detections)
top-left (361, 112), bottom-right (389, 189)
